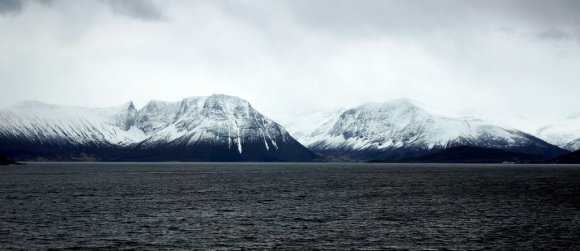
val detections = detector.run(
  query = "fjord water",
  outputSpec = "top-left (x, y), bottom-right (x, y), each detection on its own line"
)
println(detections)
top-left (1, 163), bottom-right (579, 249)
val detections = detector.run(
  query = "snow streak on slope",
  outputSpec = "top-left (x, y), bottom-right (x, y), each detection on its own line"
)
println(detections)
top-left (537, 113), bottom-right (580, 151)
top-left (139, 95), bottom-right (290, 154)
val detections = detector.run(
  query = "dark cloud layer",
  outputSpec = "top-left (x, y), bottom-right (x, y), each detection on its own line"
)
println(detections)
top-left (217, 0), bottom-right (580, 44)
top-left (295, 0), bottom-right (580, 38)
top-left (0, 0), bottom-right (23, 15)
top-left (0, 0), bottom-right (164, 21)
top-left (537, 28), bottom-right (573, 41)
top-left (103, 0), bottom-right (163, 21)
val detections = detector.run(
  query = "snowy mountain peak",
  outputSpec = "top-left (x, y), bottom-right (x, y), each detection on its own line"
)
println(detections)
top-left (280, 98), bottom-right (565, 160)
top-left (176, 96), bottom-right (207, 118)
top-left (136, 100), bottom-right (181, 134)
top-left (346, 99), bottom-right (428, 120)
top-left (127, 101), bottom-right (136, 111)
top-left (360, 98), bottom-right (483, 122)
top-left (376, 98), bottom-right (422, 109)
top-left (104, 101), bottom-right (135, 111)
top-left (203, 94), bottom-right (252, 113)
top-left (0, 94), bottom-right (316, 161)
top-left (143, 94), bottom-right (290, 155)
top-left (144, 100), bottom-right (175, 108)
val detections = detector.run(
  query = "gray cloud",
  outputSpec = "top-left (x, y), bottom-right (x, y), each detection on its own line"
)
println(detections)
top-left (1, 0), bottom-right (580, 133)
top-left (0, 0), bottom-right (23, 15)
top-left (0, 0), bottom-right (163, 21)
top-left (218, 0), bottom-right (479, 37)
top-left (217, 0), bottom-right (580, 47)
top-left (36, 0), bottom-right (52, 6)
top-left (498, 0), bottom-right (580, 26)
top-left (103, 0), bottom-right (163, 21)
top-left (536, 28), bottom-right (573, 41)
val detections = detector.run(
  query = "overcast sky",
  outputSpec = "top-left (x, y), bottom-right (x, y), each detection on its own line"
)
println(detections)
top-left (1, 0), bottom-right (579, 132)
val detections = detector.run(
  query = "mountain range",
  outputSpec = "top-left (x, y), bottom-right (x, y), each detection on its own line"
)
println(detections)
top-left (0, 94), bottom-right (576, 162)
top-left (281, 99), bottom-right (567, 161)
top-left (0, 94), bottom-right (316, 161)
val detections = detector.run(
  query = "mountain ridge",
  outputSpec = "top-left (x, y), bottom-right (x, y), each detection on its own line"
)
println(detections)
top-left (0, 94), bottom-right (317, 162)
top-left (0, 95), bottom-right (572, 162)
top-left (282, 99), bottom-right (567, 161)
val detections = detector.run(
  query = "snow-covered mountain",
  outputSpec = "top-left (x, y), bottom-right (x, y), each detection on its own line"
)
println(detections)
top-left (0, 100), bottom-right (145, 147)
top-left (536, 113), bottom-right (580, 151)
top-left (282, 99), bottom-right (566, 161)
top-left (1, 95), bottom-right (569, 162)
top-left (0, 94), bottom-right (316, 161)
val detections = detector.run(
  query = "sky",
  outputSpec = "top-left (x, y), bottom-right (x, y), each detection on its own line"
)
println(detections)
top-left (1, 0), bottom-right (579, 132)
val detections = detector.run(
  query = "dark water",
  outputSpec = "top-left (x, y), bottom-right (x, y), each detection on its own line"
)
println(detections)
top-left (1, 163), bottom-right (580, 250)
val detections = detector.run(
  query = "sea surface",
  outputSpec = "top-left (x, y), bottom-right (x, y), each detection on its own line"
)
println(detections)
top-left (1, 163), bottom-right (580, 250)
